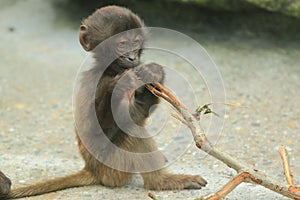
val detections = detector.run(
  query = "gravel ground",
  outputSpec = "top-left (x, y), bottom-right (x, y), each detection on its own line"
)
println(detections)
top-left (0, 1), bottom-right (299, 200)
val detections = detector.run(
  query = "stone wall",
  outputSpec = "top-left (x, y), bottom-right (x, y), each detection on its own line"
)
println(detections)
top-left (182, 0), bottom-right (300, 18)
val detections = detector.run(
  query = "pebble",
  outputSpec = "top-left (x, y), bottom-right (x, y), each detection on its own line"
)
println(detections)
top-left (251, 120), bottom-right (261, 127)
top-left (8, 128), bottom-right (15, 132)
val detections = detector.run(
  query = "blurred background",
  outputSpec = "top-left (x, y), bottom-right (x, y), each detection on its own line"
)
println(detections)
top-left (51, 0), bottom-right (300, 44)
top-left (0, 0), bottom-right (299, 199)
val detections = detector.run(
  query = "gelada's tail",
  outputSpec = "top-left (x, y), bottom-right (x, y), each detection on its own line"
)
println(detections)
top-left (1, 169), bottom-right (96, 199)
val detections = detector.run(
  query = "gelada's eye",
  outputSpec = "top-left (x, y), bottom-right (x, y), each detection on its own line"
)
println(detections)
top-left (133, 35), bottom-right (142, 47)
top-left (116, 37), bottom-right (129, 50)
top-left (118, 42), bottom-right (126, 49)
top-left (133, 39), bottom-right (141, 47)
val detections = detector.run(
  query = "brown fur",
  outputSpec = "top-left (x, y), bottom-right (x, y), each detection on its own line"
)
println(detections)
top-left (0, 6), bottom-right (206, 199)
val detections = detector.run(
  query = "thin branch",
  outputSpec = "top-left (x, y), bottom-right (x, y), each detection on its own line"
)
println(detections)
top-left (146, 83), bottom-right (300, 200)
top-left (152, 83), bottom-right (188, 110)
top-left (205, 172), bottom-right (248, 200)
top-left (171, 113), bottom-right (188, 126)
top-left (289, 186), bottom-right (300, 193)
top-left (279, 146), bottom-right (295, 186)
top-left (145, 84), bottom-right (174, 107)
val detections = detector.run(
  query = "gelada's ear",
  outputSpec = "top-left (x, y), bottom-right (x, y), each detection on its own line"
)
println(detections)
top-left (79, 25), bottom-right (94, 51)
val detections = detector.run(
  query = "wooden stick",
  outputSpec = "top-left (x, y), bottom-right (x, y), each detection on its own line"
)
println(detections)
top-left (145, 83), bottom-right (300, 200)
top-left (145, 84), bottom-right (171, 105)
top-left (153, 83), bottom-right (188, 110)
top-left (279, 146), bottom-right (295, 186)
top-left (171, 113), bottom-right (188, 126)
top-left (206, 172), bottom-right (249, 200)
top-left (289, 186), bottom-right (300, 193)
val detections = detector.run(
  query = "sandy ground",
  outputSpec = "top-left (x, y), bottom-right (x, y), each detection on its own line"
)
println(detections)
top-left (0, 0), bottom-right (299, 200)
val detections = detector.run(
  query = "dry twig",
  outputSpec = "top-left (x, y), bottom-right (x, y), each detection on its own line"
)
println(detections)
top-left (279, 146), bottom-right (295, 186)
top-left (146, 83), bottom-right (300, 200)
